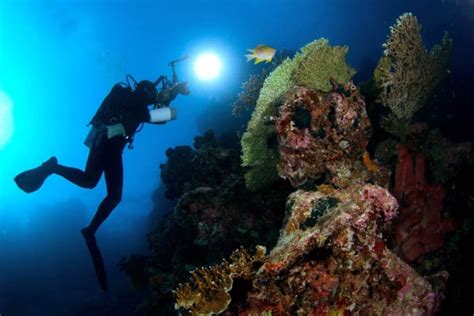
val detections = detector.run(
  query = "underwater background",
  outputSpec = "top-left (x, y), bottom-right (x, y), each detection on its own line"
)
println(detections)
top-left (0, 0), bottom-right (473, 315)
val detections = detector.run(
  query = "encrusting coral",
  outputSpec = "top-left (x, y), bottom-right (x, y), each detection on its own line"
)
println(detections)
top-left (241, 38), bottom-right (355, 190)
top-left (374, 13), bottom-right (452, 140)
top-left (174, 246), bottom-right (266, 315)
top-left (275, 82), bottom-right (381, 188)
top-left (241, 184), bottom-right (448, 315)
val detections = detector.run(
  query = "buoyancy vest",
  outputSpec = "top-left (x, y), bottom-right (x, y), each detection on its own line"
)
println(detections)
top-left (89, 83), bottom-right (132, 128)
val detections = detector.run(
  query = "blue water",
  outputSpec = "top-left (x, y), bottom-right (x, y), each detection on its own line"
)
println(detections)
top-left (0, 0), bottom-right (472, 315)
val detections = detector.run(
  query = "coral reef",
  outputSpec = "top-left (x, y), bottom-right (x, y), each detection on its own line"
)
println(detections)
top-left (393, 144), bottom-right (457, 262)
top-left (160, 130), bottom-right (242, 200)
top-left (160, 146), bottom-right (196, 199)
top-left (123, 131), bottom-right (291, 315)
top-left (232, 50), bottom-right (290, 118)
top-left (124, 13), bottom-right (474, 315)
top-left (241, 38), bottom-right (355, 190)
top-left (275, 83), bottom-right (382, 188)
top-left (374, 125), bottom-right (472, 186)
top-left (174, 246), bottom-right (265, 315)
top-left (155, 131), bottom-right (290, 261)
top-left (241, 184), bottom-right (447, 315)
top-left (374, 13), bottom-right (452, 140)
top-left (422, 129), bottom-right (472, 185)
top-left (174, 185), bottom-right (282, 259)
top-left (232, 72), bottom-right (266, 117)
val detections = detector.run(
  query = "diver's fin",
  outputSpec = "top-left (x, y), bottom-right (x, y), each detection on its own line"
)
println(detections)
top-left (81, 228), bottom-right (108, 291)
top-left (14, 157), bottom-right (57, 193)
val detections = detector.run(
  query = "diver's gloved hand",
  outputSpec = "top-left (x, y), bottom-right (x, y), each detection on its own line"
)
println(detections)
top-left (149, 106), bottom-right (176, 123)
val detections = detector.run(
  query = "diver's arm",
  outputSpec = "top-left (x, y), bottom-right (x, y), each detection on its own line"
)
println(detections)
top-left (148, 107), bottom-right (177, 124)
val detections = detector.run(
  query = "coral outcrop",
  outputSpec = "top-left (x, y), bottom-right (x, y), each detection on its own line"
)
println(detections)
top-left (374, 13), bottom-right (452, 140)
top-left (394, 144), bottom-right (457, 262)
top-left (154, 131), bottom-right (290, 264)
top-left (160, 146), bottom-right (197, 199)
top-left (241, 184), bottom-right (447, 315)
top-left (123, 131), bottom-right (291, 315)
top-left (174, 184), bottom-right (284, 260)
top-left (160, 130), bottom-right (241, 200)
top-left (275, 83), bottom-right (379, 188)
top-left (124, 13), bottom-right (473, 315)
top-left (241, 38), bottom-right (355, 190)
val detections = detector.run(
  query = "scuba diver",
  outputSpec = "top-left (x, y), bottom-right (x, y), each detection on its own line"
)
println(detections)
top-left (14, 57), bottom-right (190, 290)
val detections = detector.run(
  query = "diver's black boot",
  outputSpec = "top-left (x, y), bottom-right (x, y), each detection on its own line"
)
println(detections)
top-left (14, 156), bottom-right (58, 193)
top-left (81, 227), bottom-right (108, 291)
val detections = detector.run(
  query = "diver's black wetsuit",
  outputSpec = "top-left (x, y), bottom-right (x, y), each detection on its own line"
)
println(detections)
top-left (13, 78), bottom-right (180, 290)
top-left (54, 136), bottom-right (126, 233)
top-left (53, 85), bottom-right (150, 234)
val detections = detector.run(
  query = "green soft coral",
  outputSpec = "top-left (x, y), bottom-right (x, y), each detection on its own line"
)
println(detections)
top-left (374, 13), bottom-right (452, 140)
top-left (241, 58), bottom-right (294, 191)
top-left (293, 39), bottom-right (356, 91)
top-left (241, 38), bottom-right (355, 190)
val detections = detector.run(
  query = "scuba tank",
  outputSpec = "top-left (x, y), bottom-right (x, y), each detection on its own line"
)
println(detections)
top-left (85, 82), bottom-right (132, 149)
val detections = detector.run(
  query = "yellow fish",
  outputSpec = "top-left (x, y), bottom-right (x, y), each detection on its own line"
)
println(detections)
top-left (245, 45), bottom-right (276, 64)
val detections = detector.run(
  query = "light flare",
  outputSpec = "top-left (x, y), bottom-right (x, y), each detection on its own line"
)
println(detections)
top-left (0, 90), bottom-right (14, 149)
top-left (194, 53), bottom-right (222, 80)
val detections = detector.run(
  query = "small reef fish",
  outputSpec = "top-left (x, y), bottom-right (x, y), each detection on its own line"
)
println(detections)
top-left (363, 151), bottom-right (379, 172)
top-left (245, 45), bottom-right (276, 64)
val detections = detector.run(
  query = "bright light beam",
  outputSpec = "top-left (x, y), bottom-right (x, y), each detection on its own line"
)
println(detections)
top-left (194, 53), bottom-right (222, 80)
top-left (0, 90), bottom-right (14, 149)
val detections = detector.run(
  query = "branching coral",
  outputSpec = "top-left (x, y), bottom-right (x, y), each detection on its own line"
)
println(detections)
top-left (174, 246), bottom-right (266, 315)
top-left (232, 54), bottom-right (288, 117)
top-left (374, 13), bottom-right (452, 140)
top-left (241, 38), bottom-right (355, 191)
top-left (232, 69), bottom-right (272, 117)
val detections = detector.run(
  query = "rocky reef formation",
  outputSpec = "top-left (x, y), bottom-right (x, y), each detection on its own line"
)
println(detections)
top-left (121, 130), bottom-right (292, 315)
top-left (241, 184), bottom-right (447, 315)
top-left (171, 13), bottom-right (472, 311)
top-left (121, 13), bottom-right (474, 316)
top-left (241, 38), bottom-right (355, 191)
top-left (159, 130), bottom-right (241, 200)
top-left (275, 83), bottom-right (387, 189)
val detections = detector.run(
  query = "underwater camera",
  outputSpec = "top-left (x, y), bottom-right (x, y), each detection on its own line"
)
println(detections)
top-left (125, 55), bottom-right (190, 109)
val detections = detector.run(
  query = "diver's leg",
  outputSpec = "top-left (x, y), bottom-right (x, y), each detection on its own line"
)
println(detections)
top-left (83, 141), bottom-right (123, 235)
top-left (54, 147), bottom-right (103, 189)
